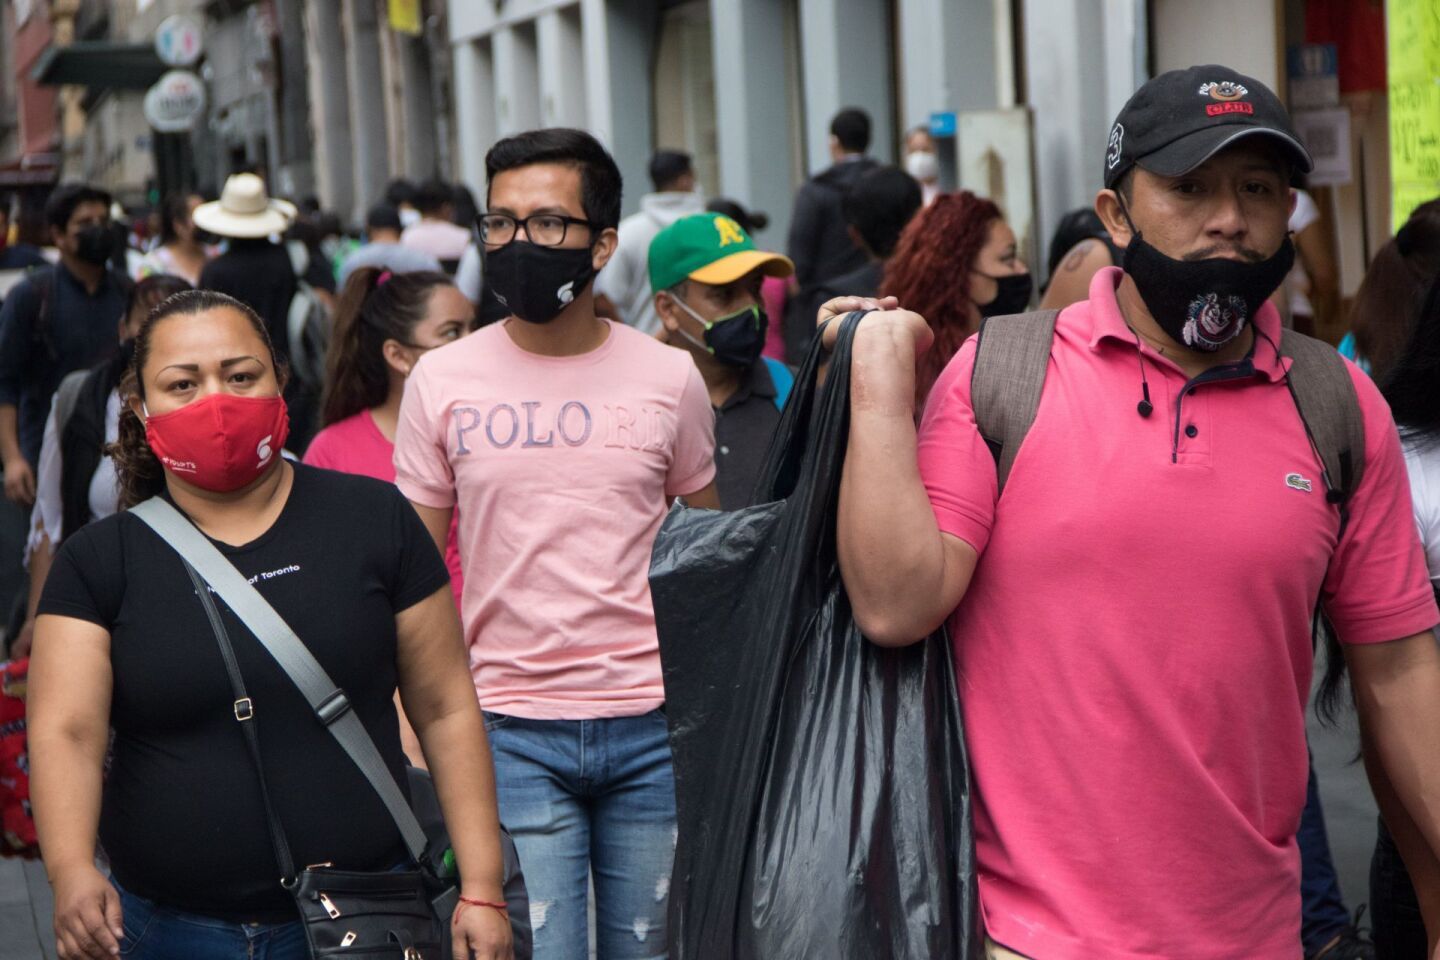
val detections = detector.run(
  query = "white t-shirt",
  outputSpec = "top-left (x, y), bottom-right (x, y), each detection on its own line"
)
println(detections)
top-left (1403, 436), bottom-right (1440, 584)
top-left (400, 218), bottom-right (471, 262)
top-left (455, 243), bottom-right (482, 303)
top-left (26, 387), bottom-right (121, 566)
top-left (1287, 190), bottom-right (1321, 318)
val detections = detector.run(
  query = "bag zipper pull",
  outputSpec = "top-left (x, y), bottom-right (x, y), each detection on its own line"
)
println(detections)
top-left (319, 891), bottom-right (341, 919)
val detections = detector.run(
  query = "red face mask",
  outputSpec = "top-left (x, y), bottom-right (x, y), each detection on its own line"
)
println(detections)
top-left (144, 393), bottom-right (290, 492)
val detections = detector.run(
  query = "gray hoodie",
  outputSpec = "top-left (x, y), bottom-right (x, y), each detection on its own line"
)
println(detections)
top-left (595, 191), bottom-right (706, 336)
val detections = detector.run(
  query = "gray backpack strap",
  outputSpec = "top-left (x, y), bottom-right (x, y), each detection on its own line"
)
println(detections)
top-left (129, 496), bottom-right (429, 861)
top-left (52, 369), bottom-right (89, 440)
top-left (1279, 329), bottom-right (1366, 534)
top-left (970, 309), bottom-right (1060, 494)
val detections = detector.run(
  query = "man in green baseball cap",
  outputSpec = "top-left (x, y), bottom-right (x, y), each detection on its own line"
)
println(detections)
top-left (648, 212), bottom-right (794, 509)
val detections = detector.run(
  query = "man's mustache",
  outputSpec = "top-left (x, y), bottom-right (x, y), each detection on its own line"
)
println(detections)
top-left (1182, 244), bottom-right (1268, 263)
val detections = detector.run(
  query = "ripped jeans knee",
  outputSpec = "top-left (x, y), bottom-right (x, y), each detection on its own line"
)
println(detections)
top-left (486, 709), bottom-right (677, 960)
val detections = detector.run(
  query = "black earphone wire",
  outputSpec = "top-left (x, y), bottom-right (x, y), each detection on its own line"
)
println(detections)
top-left (1125, 321), bottom-right (1154, 418)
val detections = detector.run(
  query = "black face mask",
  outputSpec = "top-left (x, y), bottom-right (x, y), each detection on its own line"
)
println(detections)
top-left (1121, 229), bottom-right (1295, 353)
top-left (977, 272), bottom-right (1033, 318)
top-left (673, 300), bottom-right (767, 369)
top-left (75, 224), bottom-right (112, 266)
top-left (485, 241), bottom-right (596, 325)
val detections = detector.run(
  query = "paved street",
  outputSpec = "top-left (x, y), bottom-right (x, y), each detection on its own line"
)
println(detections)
top-left (0, 645), bottom-right (1383, 957)
top-left (1308, 641), bottom-right (1382, 919)
top-left (0, 857), bottom-right (54, 960)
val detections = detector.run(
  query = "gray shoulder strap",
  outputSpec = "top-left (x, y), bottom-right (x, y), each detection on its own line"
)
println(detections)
top-left (1278, 329), bottom-right (1366, 510)
top-left (129, 497), bottom-right (428, 861)
top-left (53, 369), bottom-right (89, 438)
top-left (970, 309), bottom-right (1060, 494)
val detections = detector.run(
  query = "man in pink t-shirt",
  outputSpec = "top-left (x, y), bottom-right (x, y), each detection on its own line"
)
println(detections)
top-left (394, 128), bottom-right (718, 959)
top-left (823, 66), bottom-right (1440, 959)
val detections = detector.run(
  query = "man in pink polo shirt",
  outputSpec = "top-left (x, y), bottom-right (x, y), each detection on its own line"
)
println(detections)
top-left (394, 128), bottom-right (719, 959)
top-left (824, 65), bottom-right (1440, 959)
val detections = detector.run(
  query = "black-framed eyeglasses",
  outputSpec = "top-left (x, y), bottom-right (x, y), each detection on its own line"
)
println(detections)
top-left (477, 213), bottom-right (594, 248)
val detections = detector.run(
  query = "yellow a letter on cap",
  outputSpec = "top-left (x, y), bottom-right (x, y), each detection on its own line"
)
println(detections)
top-left (715, 216), bottom-right (746, 247)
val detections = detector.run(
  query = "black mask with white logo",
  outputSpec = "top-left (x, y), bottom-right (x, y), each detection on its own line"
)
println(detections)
top-left (485, 241), bottom-right (596, 325)
top-left (1121, 231), bottom-right (1294, 352)
top-left (977, 272), bottom-right (1034, 318)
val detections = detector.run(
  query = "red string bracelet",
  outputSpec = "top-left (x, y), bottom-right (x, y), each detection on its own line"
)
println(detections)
top-left (453, 896), bottom-right (508, 924)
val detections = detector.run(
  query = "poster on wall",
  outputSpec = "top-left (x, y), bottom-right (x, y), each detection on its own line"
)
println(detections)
top-left (388, 0), bottom-right (422, 36)
top-left (1292, 108), bottom-right (1352, 186)
top-left (1287, 44), bottom-right (1340, 109)
top-left (1387, 0), bottom-right (1440, 230)
top-left (956, 108), bottom-right (1037, 280)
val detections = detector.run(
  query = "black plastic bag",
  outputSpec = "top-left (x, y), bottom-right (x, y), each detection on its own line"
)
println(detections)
top-left (650, 312), bottom-right (978, 960)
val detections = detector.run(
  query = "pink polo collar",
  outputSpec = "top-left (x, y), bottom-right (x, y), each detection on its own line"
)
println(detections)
top-left (1081, 266), bottom-right (1288, 384)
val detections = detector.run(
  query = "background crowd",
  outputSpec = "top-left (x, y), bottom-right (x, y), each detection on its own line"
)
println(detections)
top-left (0, 73), bottom-right (1437, 958)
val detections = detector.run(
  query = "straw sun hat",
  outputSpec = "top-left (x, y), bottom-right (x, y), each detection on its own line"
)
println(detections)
top-left (192, 173), bottom-right (298, 239)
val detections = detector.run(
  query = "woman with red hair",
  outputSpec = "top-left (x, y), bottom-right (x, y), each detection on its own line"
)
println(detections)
top-left (882, 191), bottom-right (1031, 408)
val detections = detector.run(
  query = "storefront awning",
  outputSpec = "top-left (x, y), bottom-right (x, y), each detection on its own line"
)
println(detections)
top-left (0, 154), bottom-right (59, 187)
top-left (30, 42), bottom-right (168, 90)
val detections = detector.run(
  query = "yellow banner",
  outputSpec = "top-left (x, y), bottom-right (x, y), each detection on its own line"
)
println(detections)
top-left (388, 0), bottom-right (422, 36)
top-left (1387, 0), bottom-right (1440, 230)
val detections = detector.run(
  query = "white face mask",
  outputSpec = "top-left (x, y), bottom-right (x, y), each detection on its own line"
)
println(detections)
top-left (399, 207), bottom-right (421, 228)
top-left (904, 151), bottom-right (940, 183)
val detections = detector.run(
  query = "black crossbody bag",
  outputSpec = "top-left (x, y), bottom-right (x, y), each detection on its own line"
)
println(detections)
top-left (131, 496), bottom-right (532, 960)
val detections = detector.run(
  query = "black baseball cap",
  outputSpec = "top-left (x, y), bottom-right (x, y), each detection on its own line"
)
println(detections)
top-left (1103, 65), bottom-right (1312, 189)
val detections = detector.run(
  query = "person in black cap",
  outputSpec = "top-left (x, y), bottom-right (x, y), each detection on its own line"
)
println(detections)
top-left (806, 64), bottom-right (1440, 959)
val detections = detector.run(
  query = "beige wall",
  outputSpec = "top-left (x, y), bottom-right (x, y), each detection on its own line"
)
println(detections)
top-left (82, 92), bottom-right (152, 206)
top-left (1151, 0), bottom-right (1390, 302)
top-left (653, 2), bottom-right (718, 199)
top-left (1151, 0), bottom-right (1283, 92)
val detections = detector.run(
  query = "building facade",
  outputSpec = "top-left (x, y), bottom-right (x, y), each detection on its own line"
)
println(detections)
top-left (447, 0), bottom-right (1409, 312)
top-left (1, 0), bottom-right (62, 228)
top-left (306, 0), bottom-right (453, 226)
top-left (12, 0), bottom-right (453, 228)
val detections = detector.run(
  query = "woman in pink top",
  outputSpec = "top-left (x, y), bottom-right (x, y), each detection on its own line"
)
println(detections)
top-left (304, 267), bottom-right (471, 605)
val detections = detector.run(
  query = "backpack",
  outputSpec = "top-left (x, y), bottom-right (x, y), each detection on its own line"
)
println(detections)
top-left (27, 264), bottom-right (133, 361)
top-left (970, 309), bottom-right (1366, 535)
top-left (26, 266), bottom-right (57, 360)
top-left (51, 368), bottom-right (89, 438)
top-left (285, 241), bottom-right (331, 392)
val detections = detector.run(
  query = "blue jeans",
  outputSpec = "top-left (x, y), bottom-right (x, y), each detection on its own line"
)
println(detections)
top-left (485, 708), bottom-right (675, 960)
top-left (114, 879), bottom-right (307, 960)
top-left (1299, 751), bottom-right (1351, 956)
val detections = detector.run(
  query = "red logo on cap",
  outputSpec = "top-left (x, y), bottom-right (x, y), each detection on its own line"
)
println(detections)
top-left (1206, 102), bottom-right (1255, 117)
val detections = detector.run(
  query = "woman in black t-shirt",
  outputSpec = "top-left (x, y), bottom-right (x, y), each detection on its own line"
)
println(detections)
top-left (27, 290), bottom-right (512, 960)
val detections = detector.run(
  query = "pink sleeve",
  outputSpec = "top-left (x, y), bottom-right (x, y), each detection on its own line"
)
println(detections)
top-left (1323, 365), bottom-right (1440, 644)
top-left (393, 363), bottom-right (457, 509)
top-left (302, 424), bottom-right (340, 470)
top-left (762, 277), bottom-right (788, 363)
top-left (916, 336), bottom-right (999, 555)
top-left (665, 363), bottom-right (717, 497)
